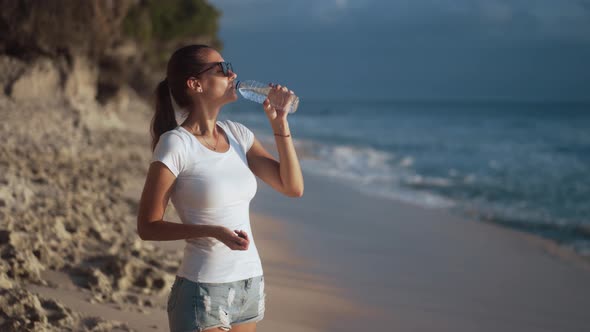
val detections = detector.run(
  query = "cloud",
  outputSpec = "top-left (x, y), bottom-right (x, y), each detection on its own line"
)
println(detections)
top-left (211, 0), bottom-right (367, 26)
top-left (335, 0), bottom-right (348, 9)
top-left (310, 0), bottom-right (351, 23)
top-left (211, 0), bottom-right (590, 42)
top-left (480, 1), bottom-right (514, 22)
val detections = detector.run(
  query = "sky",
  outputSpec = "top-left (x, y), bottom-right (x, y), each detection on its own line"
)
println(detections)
top-left (210, 0), bottom-right (590, 101)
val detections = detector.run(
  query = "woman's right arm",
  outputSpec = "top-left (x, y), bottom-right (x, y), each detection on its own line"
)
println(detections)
top-left (136, 162), bottom-right (250, 250)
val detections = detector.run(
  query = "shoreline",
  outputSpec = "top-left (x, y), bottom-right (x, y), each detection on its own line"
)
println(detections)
top-left (250, 171), bottom-right (590, 331)
top-left (251, 121), bottom-right (590, 263)
top-left (256, 130), bottom-right (590, 272)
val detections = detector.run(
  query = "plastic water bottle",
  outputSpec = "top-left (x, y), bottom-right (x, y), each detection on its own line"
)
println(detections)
top-left (236, 80), bottom-right (300, 114)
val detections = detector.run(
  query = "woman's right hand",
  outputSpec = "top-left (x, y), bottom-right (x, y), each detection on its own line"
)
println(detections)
top-left (214, 227), bottom-right (250, 250)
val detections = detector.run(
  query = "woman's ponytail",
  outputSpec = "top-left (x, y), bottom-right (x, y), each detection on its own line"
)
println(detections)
top-left (151, 79), bottom-right (177, 151)
top-left (151, 44), bottom-right (213, 151)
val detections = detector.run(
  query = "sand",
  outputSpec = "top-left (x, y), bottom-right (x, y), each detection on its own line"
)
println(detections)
top-left (251, 172), bottom-right (590, 331)
top-left (0, 80), bottom-right (360, 331)
top-left (22, 213), bottom-right (361, 332)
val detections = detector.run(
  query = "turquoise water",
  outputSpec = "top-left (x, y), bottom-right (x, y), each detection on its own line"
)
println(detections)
top-left (222, 99), bottom-right (590, 255)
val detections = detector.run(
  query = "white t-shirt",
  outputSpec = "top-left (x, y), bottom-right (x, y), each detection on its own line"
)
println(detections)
top-left (152, 119), bottom-right (263, 283)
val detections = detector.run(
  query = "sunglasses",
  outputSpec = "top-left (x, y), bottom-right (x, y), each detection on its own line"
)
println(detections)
top-left (195, 62), bottom-right (234, 77)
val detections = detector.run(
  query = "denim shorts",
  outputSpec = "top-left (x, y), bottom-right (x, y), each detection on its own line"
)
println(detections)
top-left (167, 275), bottom-right (266, 332)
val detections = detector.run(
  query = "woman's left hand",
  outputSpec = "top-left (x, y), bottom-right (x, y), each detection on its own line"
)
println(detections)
top-left (263, 83), bottom-right (295, 124)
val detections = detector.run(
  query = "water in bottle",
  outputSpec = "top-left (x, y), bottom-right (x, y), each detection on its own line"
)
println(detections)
top-left (235, 80), bottom-right (300, 113)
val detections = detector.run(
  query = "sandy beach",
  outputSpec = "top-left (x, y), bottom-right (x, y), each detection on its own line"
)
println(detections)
top-left (1, 57), bottom-right (589, 331)
top-left (252, 171), bottom-right (590, 331)
top-left (24, 211), bottom-right (361, 332)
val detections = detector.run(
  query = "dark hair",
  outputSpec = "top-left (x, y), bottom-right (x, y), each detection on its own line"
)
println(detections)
top-left (151, 44), bottom-right (213, 151)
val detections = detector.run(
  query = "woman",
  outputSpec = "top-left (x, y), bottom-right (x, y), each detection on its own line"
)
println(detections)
top-left (136, 44), bottom-right (304, 332)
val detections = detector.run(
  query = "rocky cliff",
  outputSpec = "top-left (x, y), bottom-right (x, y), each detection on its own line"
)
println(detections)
top-left (0, 1), bottom-right (222, 330)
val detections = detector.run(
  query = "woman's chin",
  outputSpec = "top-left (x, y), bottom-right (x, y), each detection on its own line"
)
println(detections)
top-left (221, 96), bottom-right (238, 106)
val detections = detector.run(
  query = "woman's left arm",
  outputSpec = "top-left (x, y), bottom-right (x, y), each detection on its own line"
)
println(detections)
top-left (246, 84), bottom-right (304, 197)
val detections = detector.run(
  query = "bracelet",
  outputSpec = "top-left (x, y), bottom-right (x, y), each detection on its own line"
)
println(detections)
top-left (274, 133), bottom-right (291, 137)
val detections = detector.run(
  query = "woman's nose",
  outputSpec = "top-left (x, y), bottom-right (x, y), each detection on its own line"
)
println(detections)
top-left (229, 70), bottom-right (237, 80)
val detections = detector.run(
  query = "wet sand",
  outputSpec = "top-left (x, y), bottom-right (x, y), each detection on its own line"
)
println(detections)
top-left (252, 171), bottom-right (590, 331)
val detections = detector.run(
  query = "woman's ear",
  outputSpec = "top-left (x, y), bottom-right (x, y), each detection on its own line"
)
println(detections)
top-left (187, 77), bottom-right (203, 93)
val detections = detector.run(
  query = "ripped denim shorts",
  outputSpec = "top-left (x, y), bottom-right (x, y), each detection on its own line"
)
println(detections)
top-left (167, 275), bottom-right (266, 332)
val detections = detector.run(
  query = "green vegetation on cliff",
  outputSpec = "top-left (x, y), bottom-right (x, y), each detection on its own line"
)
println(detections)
top-left (0, 0), bottom-right (223, 101)
top-left (123, 0), bottom-right (222, 67)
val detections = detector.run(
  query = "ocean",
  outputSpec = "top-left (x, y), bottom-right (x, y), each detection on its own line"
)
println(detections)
top-left (220, 99), bottom-right (590, 256)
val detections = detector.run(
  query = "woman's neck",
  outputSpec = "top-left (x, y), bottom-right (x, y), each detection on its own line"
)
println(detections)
top-left (181, 104), bottom-right (221, 137)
